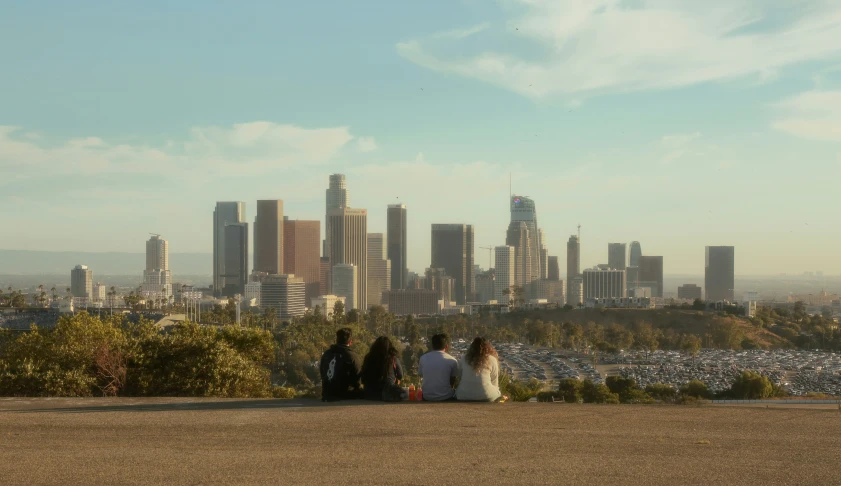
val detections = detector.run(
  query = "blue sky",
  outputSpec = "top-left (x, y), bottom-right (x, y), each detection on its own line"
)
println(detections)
top-left (2, 0), bottom-right (840, 276)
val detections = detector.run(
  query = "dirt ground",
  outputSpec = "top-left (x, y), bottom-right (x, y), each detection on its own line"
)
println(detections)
top-left (1, 398), bottom-right (839, 485)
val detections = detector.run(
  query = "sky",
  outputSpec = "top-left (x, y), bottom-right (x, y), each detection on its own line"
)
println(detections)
top-left (1, 0), bottom-right (840, 276)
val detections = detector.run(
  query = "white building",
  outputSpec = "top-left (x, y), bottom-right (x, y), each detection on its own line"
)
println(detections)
top-left (311, 295), bottom-right (346, 317)
top-left (261, 274), bottom-right (306, 320)
top-left (743, 292), bottom-right (759, 318)
top-left (494, 246), bottom-right (515, 304)
top-left (583, 267), bottom-right (627, 300)
top-left (245, 281), bottom-right (261, 307)
top-left (568, 276), bottom-right (584, 307)
top-left (92, 282), bottom-right (107, 302)
top-left (332, 264), bottom-right (358, 310)
top-left (585, 297), bottom-right (654, 309)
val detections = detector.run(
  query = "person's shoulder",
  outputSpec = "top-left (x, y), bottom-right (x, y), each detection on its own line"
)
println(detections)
top-left (443, 352), bottom-right (458, 362)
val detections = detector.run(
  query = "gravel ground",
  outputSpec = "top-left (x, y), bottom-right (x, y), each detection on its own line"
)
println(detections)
top-left (1, 398), bottom-right (839, 485)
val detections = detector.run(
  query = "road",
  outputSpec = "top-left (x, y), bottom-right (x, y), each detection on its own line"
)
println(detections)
top-left (1, 398), bottom-right (840, 485)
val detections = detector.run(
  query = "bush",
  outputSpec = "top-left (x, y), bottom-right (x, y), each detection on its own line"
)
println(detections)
top-left (581, 380), bottom-right (620, 404)
top-left (645, 383), bottom-right (677, 402)
top-left (501, 374), bottom-right (543, 402)
top-left (722, 371), bottom-right (781, 399)
top-left (557, 378), bottom-right (583, 403)
top-left (679, 380), bottom-right (712, 400)
top-left (271, 386), bottom-right (297, 399)
top-left (536, 391), bottom-right (565, 402)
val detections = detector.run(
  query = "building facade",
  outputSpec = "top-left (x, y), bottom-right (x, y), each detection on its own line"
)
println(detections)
top-left (327, 208), bottom-right (367, 311)
top-left (331, 263), bottom-right (358, 310)
top-left (566, 235), bottom-right (581, 306)
top-left (506, 221), bottom-right (532, 289)
top-left (547, 256), bottom-right (560, 281)
top-left (146, 235), bottom-right (168, 272)
top-left (387, 204), bottom-right (408, 290)
top-left (261, 274), bottom-right (306, 320)
top-left (430, 224), bottom-right (474, 305)
top-left (253, 200), bottom-right (284, 275)
top-left (629, 241), bottom-right (642, 267)
top-left (583, 268), bottom-right (627, 300)
top-left (638, 256), bottom-right (664, 298)
top-left (325, 173), bottom-right (349, 257)
top-left (608, 243), bottom-right (627, 271)
top-left (494, 246), bottom-right (515, 304)
top-left (383, 289), bottom-right (439, 316)
top-left (532, 279), bottom-right (566, 306)
top-left (283, 219), bottom-right (321, 306)
top-left (213, 201), bottom-right (246, 296)
top-left (311, 295), bottom-right (346, 317)
top-left (244, 281), bottom-right (261, 307)
top-left (143, 234), bottom-right (172, 298)
top-left (568, 276), bottom-right (584, 307)
top-left (475, 270), bottom-right (496, 304)
top-left (71, 265), bottom-right (93, 298)
top-left (678, 284), bottom-right (702, 300)
top-left (222, 222), bottom-right (249, 296)
top-left (366, 233), bottom-right (391, 307)
top-left (705, 246), bottom-right (735, 301)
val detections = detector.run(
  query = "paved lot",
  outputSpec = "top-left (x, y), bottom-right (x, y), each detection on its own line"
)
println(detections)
top-left (1, 398), bottom-right (840, 485)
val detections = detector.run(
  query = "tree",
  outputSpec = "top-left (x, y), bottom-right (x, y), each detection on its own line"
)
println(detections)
top-left (724, 371), bottom-right (775, 399)
top-left (679, 380), bottom-right (712, 399)
top-left (557, 378), bottom-right (583, 403)
top-left (581, 380), bottom-right (620, 404)
top-left (645, 383), bottom-right (677, 402)
top-left (332, 300), bottom-right (346, 327)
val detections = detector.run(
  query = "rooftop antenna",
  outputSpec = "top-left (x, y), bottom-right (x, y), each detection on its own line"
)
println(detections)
top-left (577, 223), bottom-right (581, 240)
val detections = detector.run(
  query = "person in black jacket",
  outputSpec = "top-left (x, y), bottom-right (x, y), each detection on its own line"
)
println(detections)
top-left (361, 336), bottom-right (404, 401)
top-left (319, 328), bottom-right (363, 401)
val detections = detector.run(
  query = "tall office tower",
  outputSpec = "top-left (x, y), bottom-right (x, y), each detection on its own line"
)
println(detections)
top-left (510, 196), bottom-right (541, 284)
top-left (538, 228), bottom-right (548, 279)
top-left (547, 256), bottom-right (560, 281)
top-left (325, 174), bottom-right (349, 257)
top-left (638, 256), bottom-right (664, 298)
top-left (222, 222), bottom-right (249, 296)
top-left (629, 241), bottom-right (642, 267)
top-left (566, 235), bottom-right (580, 305)
top-left (506, 222), bottom-right (532, 288)
top-left (254, 200), bottom-right (284, 275)
top-left (608, 243), bottom-right (627, 270)
top-left (583, 268), bottom-right (628, 300)
top-left (319, 257), bottom-right (330, 296)
top-left (146, 234), bottom-right (168, 271)
top-left (678, 284), bottom-right (703, 300)
top-left (213, 202), bottom-right (246, 296)
top-left (283, 219), bottom-right (321, 306)
top-left (494, 246), bottom-right (515, 304)
top-left (261, 274), bottom-right (306, 320)
top-left (705, 246), bottom-right (735, 301)
top-left (387, 204), bottom-right (408, 290)
top-left (71, 265), bottom-right (93, 298)
top-left (430, 224), bottom-right (474, 305)
top-left (475, 270), bottom-right (495, 304)
top-left (332, 264), bottom-right (358, 310)
top-left (143, 234), bottom-right (172, 297)
top-left (367, 233), bottom-right (391, 307)
top-left (328, 208), bottom-right (367, 310)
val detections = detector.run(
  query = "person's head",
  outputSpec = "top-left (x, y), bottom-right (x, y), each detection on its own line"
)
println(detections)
top-left (362, 336), bottom-right (399, 382)
top-left (431, 333), bottom-right (450, 352)
top-left (336, 327), bottom-right (353, 346)
top-left (465, 337), bottom-right (497, 373)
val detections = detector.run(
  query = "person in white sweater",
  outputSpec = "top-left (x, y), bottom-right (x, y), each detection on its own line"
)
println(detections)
top-left (455, 337), bottom-right (507, 402)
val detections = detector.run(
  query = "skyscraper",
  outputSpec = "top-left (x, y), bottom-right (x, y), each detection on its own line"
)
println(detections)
top-left (367, 233), bottom-right (391, 307)
top-left (608, 243), bottom-right (627, 270)
top-left (332, 264), bottom-right (358, 310)
top-left (213, 202), bottom-right (246, 296)
top-left (143, 234), bottom-right (172, 298)
top-left (254, 200), bottom-right (284, 275)
top-left (538, 228), bottom-right (548, 280)
top-left (431, 224), bottom-right (474, 305)
top-left (475, 271), bottom-right (496, 304)
top-left (325, 174), bottom-right (349, 257)
top-left (705, 246), bottom-right (735, 301)
top-left (146, 235), bottom-right (168, 272)
top-left (510, 196), bottom-right (541, 285)
top-left (327, 208), bottom-right (367, 311)
top-left (223, 222), bottom-right (249, 296)
top-left (506, 221), bottom-right (532, 288)
top-left (494, 246), bottom-right (515, 304)
top-left (566, 235), bottom-right (580, 305)
top-left (547, 256), bottom-right (560, 281)
top-left (638, 256), bottom-right (664, 298)
top-left (283, 219), bottom-right (321, 306)
top-left (387, 204), bottom-right (407, 290)
top-left (261, 274), bottom-right (306, 320)
top-left (71, 265), bottom-right (93, 298)
top-left (629, 241), bottom-right (642, 267)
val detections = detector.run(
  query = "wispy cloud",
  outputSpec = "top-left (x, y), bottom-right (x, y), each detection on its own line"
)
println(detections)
top-left (355, 136), bottom-right (379, 153)
top-left (397, 0), bottom-right (841, 98)
top-left (771, 90), bottom-right (841, 142)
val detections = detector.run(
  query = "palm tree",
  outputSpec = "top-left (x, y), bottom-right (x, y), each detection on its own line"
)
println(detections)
top-left (51, 286), bottom-right (57, 305)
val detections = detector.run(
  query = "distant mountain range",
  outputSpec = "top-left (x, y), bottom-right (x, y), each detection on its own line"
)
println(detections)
top-left (0, 250), bottom-right (211, 276)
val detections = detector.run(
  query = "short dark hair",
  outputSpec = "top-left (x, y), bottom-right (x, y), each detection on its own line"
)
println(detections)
top-left (336, 328), bottom-right (353, 345)
top-left (431, 333), bottom-right (449, 351)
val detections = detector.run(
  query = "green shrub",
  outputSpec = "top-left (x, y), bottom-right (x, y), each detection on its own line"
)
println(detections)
top-left (557, 378), bottom-right (583, 403)
top-left (271, 386), bottom-right (297, 399)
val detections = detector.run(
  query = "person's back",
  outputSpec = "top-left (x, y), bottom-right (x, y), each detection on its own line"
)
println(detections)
top-left (419, 333), bottom-right (459, 401)
top-left (455, 337), bottom-right (502, 402)
top-left (320, 328), bottom-right (363, 401)
top-left (361, 336), bottom-right (403, 401)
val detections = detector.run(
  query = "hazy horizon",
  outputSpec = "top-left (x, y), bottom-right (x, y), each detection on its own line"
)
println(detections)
top-left (2, 1), bottom-right (840, 275)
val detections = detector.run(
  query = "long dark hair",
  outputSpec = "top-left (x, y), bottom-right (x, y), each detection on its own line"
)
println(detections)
top-left (464, 337), bottom-right (497, 374)
top-left (362, 336), bottom-right (399, 384)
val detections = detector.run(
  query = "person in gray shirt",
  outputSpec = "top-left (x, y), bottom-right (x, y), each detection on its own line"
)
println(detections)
top-left (418, 333), bottom-right (459, 401)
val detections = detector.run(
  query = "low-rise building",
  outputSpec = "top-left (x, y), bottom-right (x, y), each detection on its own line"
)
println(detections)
top-left (383, 289), bottom-right (438, 316)
top-left (311, 295), bottom-right (346, 317)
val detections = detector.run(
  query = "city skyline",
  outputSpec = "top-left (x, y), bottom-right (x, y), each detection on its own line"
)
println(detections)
top-left (2, 2), bottom-right (841, 276)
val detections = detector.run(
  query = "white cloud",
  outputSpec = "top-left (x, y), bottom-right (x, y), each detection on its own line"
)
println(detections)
top-left (355, 136), bottom-right (378, 153)
top-left (397, 0), bottom-right (841, 98)
top-left (771, 90), bottom-right (841, 141)
top-left (0, 122), bottom-right (362, 179)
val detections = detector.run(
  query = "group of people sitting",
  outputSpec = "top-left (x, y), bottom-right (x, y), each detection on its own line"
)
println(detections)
top-left (319, 328), bottom-right (508, 403)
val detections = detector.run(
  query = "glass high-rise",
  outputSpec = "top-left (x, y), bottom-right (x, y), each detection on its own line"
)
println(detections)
top-left (254, 200), bottom-right (284, 275)
top-left (608, 243), bottom-right (627, 270)
top-left (387, 204), bottom-right (407, 290)
top-left (213, 202), bottom-right (246, 297)
top-left (283, 219), bottom-right (321, 306)
top-left (705, 246), bottom-right (735, 301)
top-left (431, 224), bottom-right (474, 304)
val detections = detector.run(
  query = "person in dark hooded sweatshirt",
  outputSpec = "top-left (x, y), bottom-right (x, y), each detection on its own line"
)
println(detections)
top-left (319, 328), bottom-right (363, 401)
